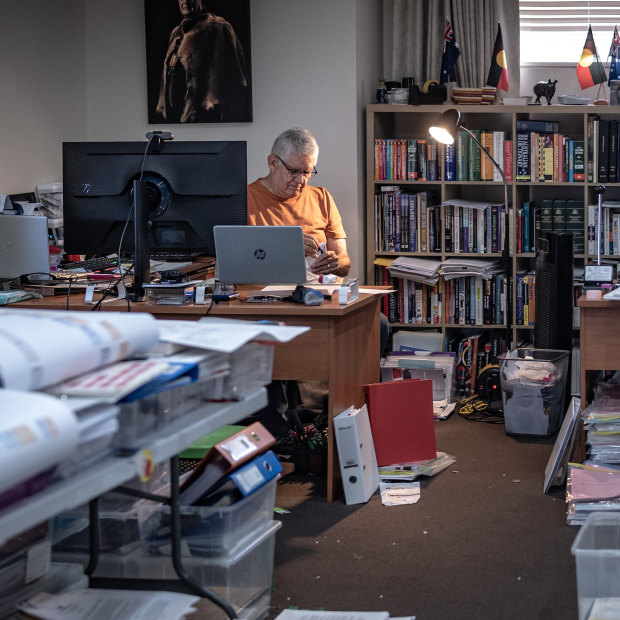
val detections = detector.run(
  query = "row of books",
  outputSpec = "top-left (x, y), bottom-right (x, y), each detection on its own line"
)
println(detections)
top-left (515, 270), bottom-right (536, 326)
top-left (517, 198), bottom-right (585, 255)
top-left (444, 129), bottom-right (511, 182)
top-left (374, 137), bottom-right (439, 181)
top-left (376, 266), bottom-right (507, 327)
top-left (443, 200), bottom-right (506, 254)
top-left (515, 122), bottom-right (584, 183)
top-left (588, 201), bottom-right (620, 256)
top-left (374, 188), bottom-right (440, 252)
top-left (375, 192), bottom-right (507, 254)
top-left (446, 331), bottom-right (508, 397)
top-left (588, 116), bottom-right (620, 183)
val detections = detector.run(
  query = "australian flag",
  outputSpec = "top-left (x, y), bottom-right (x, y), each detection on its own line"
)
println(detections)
top-left (609, 25), bottom-right (620, 86)
top-left (440, 19), bottom-right (460, 85)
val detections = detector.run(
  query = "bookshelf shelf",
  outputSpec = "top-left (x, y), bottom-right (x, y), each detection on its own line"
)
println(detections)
top-left (366, 103), bottom-right (620, 382)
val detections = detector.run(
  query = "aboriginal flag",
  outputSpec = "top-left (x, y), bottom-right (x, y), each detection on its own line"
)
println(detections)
top-left (608, 26), bottom-right (620, 86)
top-left (577, 25), bottom-right (606, 89)
top-left (439, 19), bottom-right (460, 85)
top-left (486, 23), bottom-right (509, 92)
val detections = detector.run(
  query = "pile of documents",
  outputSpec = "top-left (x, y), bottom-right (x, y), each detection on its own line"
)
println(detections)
top-left (388, 256), bottom-right (442, 285)
top-left (439, 257), bottom-right (505, 280)
top-left (566, 462), bottom-right (620, 526)
top-left (566, 378), bottom-right (620, 524)
top-left (582, 381), bottom-right (620, 465)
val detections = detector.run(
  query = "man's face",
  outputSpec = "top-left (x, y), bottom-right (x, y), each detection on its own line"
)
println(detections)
top-left (268, 152), bottom-right (317, 200)
top-left (178, 0), bottom-right (201, 18)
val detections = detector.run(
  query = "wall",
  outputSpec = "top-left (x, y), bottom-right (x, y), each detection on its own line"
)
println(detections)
top-left (520, 65), bottom-right (612, 102)
top-left (0, 0), bottom-right (382, 281)
top-left (0, 1), bottom-right (87, 192)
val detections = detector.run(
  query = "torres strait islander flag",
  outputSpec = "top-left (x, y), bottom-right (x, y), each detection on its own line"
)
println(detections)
top-left (486, 23), bottom-right (509, 92)
top-left (577, 25), bottom-right (607, 89)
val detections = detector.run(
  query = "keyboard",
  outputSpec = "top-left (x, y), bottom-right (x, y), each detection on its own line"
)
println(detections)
top-left (58, 256), bottom-right (119, 272)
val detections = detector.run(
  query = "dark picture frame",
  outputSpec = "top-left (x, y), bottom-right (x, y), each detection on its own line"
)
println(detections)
top-left (145, 0), bottom-right (252, 124)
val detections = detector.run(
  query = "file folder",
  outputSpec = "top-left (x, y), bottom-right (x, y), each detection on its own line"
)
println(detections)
top-left (179, 422), bottom-right (275, 505)
top-left (333, 404), bottom-right (379, 505)
top-left (364, 379), bottom-right (436, 466)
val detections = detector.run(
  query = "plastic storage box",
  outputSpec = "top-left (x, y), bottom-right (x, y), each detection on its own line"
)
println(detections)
top-left (55, 520), bottom-right (281, 620)
top-left (572, 511), bottom-right (620, 620)
top-left (498, 348), bottom-right (569, 436)
top-left (143, 475), bottom-right (277, 557)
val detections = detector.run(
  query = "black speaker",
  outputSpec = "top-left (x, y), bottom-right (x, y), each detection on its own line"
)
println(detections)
top-left (534, 230), bottom-right (573, 351)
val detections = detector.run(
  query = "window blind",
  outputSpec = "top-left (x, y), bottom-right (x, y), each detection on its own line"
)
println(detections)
top-left (520, 1), bottom-right (619, 33)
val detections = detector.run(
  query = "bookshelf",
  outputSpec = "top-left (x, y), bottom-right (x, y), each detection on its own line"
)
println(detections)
top-left (366, 103), bottom-right (620, 360)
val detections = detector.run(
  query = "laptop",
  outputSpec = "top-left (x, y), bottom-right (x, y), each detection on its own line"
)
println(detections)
top-left (214, 225), bottom-right (307, 285)
top-left (0, 215), bottom-right (50, 280)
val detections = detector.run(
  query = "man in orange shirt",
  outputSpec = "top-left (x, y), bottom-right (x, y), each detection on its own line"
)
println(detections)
top-left (247, 127), bottom-right (351, 278)
top-left (247, 128), bottom-right (389, 446)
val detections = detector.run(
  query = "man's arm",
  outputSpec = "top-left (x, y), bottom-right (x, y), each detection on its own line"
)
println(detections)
top-left (309, 237), bottom-right (351, 277)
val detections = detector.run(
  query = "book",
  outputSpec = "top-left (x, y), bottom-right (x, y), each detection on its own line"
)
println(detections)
top-left (503, 139), bottom-right (513, 182)
top-left (364, 379), bottom-right (436, 466)
top-left (565, 199), bottom-right (585, 255)
top-left (179, 421), bottom-right (275, 506)
top-left (599, 118), bottom-right (609, 183)
top-left (516, 131), bottom-right (531, 181)
top-left (610, 119), bottom-right (618, 183)
top-left (540, 199), bottom-right (554, 234)
top-left (516, 119), bottom-right (560, 133)
top-left (573, 140), bottom-right (585, 182)
top-left (552, 199), bottom-right (566, 232)
top-left (480, 130), bottom-right (494, 181)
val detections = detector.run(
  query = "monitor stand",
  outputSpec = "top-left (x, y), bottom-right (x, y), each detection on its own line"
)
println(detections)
top-left (131, 179), bottom-right (151, 301)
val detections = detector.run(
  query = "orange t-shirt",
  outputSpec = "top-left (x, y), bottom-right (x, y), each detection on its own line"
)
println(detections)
top-left (247, 179), bottom-right (346, 246)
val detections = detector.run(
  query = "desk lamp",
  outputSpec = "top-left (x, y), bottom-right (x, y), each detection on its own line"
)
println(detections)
top-left (429, 108), bottom-right (511, 342)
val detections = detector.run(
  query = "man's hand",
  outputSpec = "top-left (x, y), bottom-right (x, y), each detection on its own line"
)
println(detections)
top-left (310, 250), bottom-right (340, 275)
top-left (303, 233), bottom-right (321, 257)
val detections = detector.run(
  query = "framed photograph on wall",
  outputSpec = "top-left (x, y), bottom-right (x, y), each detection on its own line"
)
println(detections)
top-left (145, 0), bottom-right (252, 124)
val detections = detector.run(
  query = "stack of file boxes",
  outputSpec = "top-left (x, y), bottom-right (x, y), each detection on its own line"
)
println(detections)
top-left (52, 474), bottom-right (280, 620)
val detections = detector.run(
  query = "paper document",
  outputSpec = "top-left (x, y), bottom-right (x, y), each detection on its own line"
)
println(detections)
top-left (274, 611), bottom-right (390, 620)
top-left (380, 481), bottom-right (421, 505)
top-left (0, 309), bottom-right (159, 391)
top-left (157, 317), bottom-right (309, 353)
top-left (17, 588), bottom-right (200, 620)
top-left (0, 389), bottom-right (79, 495)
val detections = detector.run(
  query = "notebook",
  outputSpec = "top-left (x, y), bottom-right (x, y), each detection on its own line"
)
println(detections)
top-left (213, 225), bottom-right (308, 285)
top-left (0, 215), bottom-right (50, 280)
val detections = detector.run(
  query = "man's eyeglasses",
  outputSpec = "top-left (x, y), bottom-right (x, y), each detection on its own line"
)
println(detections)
top-left (274, 154), bottom-right (317, 179)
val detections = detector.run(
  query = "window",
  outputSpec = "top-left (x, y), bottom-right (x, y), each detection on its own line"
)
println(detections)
top-left (520, 1), bottom-right (619, 64)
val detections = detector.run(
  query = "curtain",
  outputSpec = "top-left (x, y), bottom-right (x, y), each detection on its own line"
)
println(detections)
top-left (384, 0), bottom-right (521, 98)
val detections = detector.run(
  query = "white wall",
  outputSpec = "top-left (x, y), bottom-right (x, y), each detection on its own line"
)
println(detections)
top-left (0, 0), bottom-right (381, 280)
top-left (520, 65), bottom-right (611, 102)
top-left (0, 1), bottom-right (87, 192)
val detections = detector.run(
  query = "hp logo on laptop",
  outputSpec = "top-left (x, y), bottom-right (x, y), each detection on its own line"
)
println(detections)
top-left (254, 248), bottom-right (266, 260)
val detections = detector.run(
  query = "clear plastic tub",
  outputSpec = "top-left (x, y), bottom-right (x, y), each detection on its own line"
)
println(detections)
top-left (498, 348), bottom-right (569, 436)
top-left (142, 476), bottom-right (277, 557)
top-left (572, 511), bottom-right (620, 620)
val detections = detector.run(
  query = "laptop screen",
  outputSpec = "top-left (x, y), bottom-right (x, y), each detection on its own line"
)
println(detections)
top-left (0, 215), bottom-right (50, 280)
top-left (213, 225), bottom-right (308, 285)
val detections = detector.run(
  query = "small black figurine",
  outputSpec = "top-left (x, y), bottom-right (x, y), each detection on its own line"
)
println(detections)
top-left (533, 79), bottom-right (558, 105)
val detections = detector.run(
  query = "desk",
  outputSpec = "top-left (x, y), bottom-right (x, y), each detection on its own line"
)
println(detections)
top-left (578, 296), bottom-right (620, 410)
top-left (575, 296), bottom-right (620, 462)
top-left (12, 288), bottom-right (381, 502)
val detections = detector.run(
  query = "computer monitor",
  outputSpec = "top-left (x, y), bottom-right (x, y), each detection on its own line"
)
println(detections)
top-left (62, 140), bottom-right (247, 259)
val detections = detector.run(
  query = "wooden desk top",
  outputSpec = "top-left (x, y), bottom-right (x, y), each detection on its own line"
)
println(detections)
top-left (8, 285), bottom-right (381, 319)
top-left (577, 295), bottom-right (620, 309)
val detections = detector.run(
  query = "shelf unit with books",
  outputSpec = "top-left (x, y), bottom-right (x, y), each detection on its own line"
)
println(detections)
top-left (366, 103), bottom-right (620, 374)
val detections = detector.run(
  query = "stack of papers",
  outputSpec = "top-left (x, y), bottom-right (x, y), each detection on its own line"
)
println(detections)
top-left (582, 383), bottom-right (620, 464)
top-left (566, 462), bottom-right (620, 526)
top-left (388, 256), bottom-right (442, 285)
top-left (439, 257), bottom-right (504, 281)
